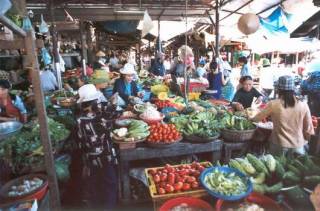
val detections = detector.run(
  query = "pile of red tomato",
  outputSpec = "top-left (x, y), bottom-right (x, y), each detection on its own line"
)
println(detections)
top-left (154, 100), bottom-right (176, 110)
top-left (147, 123), bottom-right (181, 143)
top-left (148, 162), bottom-right (209, 195)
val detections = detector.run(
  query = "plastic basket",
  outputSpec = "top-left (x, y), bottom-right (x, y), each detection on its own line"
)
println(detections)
top-left (221, 128), bottom-right (256, 142)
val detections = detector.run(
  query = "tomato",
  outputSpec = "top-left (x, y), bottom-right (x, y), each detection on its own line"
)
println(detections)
top-left (158, 187), bottom-right (166, 195)
top-left (182, 183), bottom-right (191, 191)
top-left (179, 169), bottom-right (187, 176)
top-left (191, 181), bottom-right (199, 189)
top-left (165, 184), bottom-right (174, 193)
top-left (187, 176), bottom-right (196, 183)
top-left (160, 173), bottom-right (168, 182)
top-left (149, 169), bottom-right (157, 175)
top-left (174, 182), bottom-right (183, 191)
top-left (159, 181), bottom-right (166, 188)
top-left (153, 174), bottom-right (160, 183)
top-left (162, 169), bottom-right (168, 174)
top-left (193, 170), bottom-right (200, 177)
top-left (168, 173), bottom-right (175, 185)
top-left (198, 166), bottom-right (205, 172)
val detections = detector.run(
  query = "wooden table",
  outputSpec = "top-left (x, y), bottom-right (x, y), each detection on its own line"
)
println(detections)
top-left (118, 140), bottom-right (223, 203)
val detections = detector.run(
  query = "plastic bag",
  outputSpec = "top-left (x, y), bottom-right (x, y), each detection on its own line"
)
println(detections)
top-left (141, 10), bottom-right (154, 37)
top-left (22, 16), bottom-right (33, 31)
top-left (39, 14), bottom-right (49, 33)
top-left (41, 48), bottom-right (52, 65)
top-left (0, 0), bottom-right (12, 15)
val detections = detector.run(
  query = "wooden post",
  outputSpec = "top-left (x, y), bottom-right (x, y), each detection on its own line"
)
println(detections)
top-left (295, 52), bottom-right (299, 65)
top-left (24, 30), bottom-right (61, 211)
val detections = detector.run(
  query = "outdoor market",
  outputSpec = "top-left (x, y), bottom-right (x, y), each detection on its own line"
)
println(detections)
top-left (0, 0), bottom-right (320, 210)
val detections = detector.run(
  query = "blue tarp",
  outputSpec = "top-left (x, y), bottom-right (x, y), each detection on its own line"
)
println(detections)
top-left (259, 7), bottom-right (293, 35)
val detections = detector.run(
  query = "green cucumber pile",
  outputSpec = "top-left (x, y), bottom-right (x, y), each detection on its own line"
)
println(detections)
top-left (227, 153), bottom-right (320, 195)
top-left (204, 169), bottom-right (247, 196)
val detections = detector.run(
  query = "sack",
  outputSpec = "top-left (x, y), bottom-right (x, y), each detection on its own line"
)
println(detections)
top-left (0, 0), bottom-right (12, 15)
top-left (39, 14), bottom-right (49, 33)
top-left (41, 48), bottom-right (52, 65)
top-left (22, 17), bottom-right (33, 31)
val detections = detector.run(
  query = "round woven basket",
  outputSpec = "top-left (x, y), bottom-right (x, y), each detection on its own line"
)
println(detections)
top-left (184, 134), bottom-right (220, 143)
top-left (221, 128), bottom-right (256, 142)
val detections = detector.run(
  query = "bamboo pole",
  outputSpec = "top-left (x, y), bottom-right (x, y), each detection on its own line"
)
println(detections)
top-left (24, 30), bottom-right (61, 211)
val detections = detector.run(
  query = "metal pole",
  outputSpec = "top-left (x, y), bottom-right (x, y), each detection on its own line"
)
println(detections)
top-left (215, 0), bottom-right (220, 58)
top-left (24, 30), bottom-right (61, 211)
top-left (80, 18), bottom-right (87, 75)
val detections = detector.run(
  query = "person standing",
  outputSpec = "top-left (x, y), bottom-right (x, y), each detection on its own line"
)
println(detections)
top-left (76, 84), bottom-right (119, 210)
top-left (207, 61), bottom-right (226, 99)
top-left (150, 52), bottom-right (166, 76)
top-left (259, 58), bottom-right (276, 98)
top-left (93, 51), bottom-right (107, 70)
top-left (239, 56), bottom-right (251, 77)
top-left (251, 75), bottom-right (315, 156)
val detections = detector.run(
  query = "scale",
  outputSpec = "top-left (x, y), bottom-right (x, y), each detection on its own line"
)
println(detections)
top-left (0, 121), bottom-right (23, 142)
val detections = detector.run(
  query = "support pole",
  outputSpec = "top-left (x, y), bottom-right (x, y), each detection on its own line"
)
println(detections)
top-left (24, 30), bottom-right (61, 211)
top-left (80, 18), bottom-right (87, 75)
top-left (184, 0), bottom-right (189, 106)
top-left (0, 15), bottom-right (26, 37)
top-left (215, 0), bottom-right (220, 58)
top-left (49, 0), bottom-right (62, 90)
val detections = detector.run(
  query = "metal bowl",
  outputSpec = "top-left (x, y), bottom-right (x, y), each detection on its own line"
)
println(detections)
top-left (0, 121), bottom-right (23, 140)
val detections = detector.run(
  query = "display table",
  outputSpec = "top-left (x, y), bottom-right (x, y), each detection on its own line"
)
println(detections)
top-left (118, 140), bottom-right (223, 203)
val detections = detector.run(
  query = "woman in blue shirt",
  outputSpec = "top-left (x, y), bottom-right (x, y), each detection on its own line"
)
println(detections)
top-left (207, 61), bottom-right (227, 99)
top-left (112, 64), bottom-right (143, 105)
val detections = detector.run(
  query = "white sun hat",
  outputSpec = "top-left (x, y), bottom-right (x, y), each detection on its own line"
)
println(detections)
top-left (120, 63), bottom-right (136, 75)
top-left (77, 84), bottom-right (100, 103)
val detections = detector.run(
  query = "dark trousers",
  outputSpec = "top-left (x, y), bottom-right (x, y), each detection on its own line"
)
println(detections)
top-left (83, 161), bottom-right (118, 210)
top-left (308, 92), bottom-right (320, 117)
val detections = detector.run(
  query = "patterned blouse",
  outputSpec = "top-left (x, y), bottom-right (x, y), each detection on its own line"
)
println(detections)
top-left (76, 103), bottom-right (120, 168)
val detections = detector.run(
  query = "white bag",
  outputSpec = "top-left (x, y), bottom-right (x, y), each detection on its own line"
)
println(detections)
top-left (141, 10), bottom-right (154, 37)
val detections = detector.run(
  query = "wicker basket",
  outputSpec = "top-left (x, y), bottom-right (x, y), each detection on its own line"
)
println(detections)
top-left (221, 128), bottom-right (256, 142)
top-left (185, 134), bottom-right (220, 143)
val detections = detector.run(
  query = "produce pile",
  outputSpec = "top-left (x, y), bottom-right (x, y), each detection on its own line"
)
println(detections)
top-left (8, 177), bottom-right (44, 197)
top-left (147, 162), bottom-right (211, 195)
top-left (0, 118), bottom-right (70, 172)
top-left (227, 153), bottom-right (320, 195)
top-left (170, 111), bottom-right (224, 139)
top-left (147, 123), bottom-right (181, 144)
top-left (222, 113), bottom-right (256, 131)
top-left (203, 168), bottom-right (248, 196)
top-left (112, 120), bottom-right (150, 142)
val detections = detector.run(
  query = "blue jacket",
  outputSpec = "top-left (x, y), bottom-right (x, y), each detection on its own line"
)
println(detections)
top-left (113, 78), bottom-right (139, 104)
top-left (151, 60), bottom-right (165, 76)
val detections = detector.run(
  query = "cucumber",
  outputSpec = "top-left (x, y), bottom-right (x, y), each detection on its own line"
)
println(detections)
top-left (275, 161), bottom-right (285, 179)
top-left (253, 184), bottom-right (266, 194)
top-left (287, 164), bottom-right (302, 177)
top-left (303, 175), bottom-right (320, 187)
top-left (266, 182), bottom-right (283, 193)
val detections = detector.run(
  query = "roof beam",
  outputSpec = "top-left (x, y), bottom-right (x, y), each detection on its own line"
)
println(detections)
top-left (221, 9), bottom-right (243, 15)
top-left (206, 10), bottom-right (215, 28)
top-left (219, 0), bottom-right (254, 22)
top-left (256, 0), bottom-right (287, 15)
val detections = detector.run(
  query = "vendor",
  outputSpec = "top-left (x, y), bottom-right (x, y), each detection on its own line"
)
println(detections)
top-left (0, 80), bottom-right (27, 123)
top-left (232, 76), bottom-right (263, 111)
top-left (207, 61), bottom-right (226, 99)
top-left (150, 52), bottom-right (166, 76)
top-left (76, 84), bottom-right (118, 209)
top-left (93, 51), bottom-right (107, 70)
top-left (112, 64), bottom-right (143, 105)
top-left (251, 75), bottom-right (314, 156)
